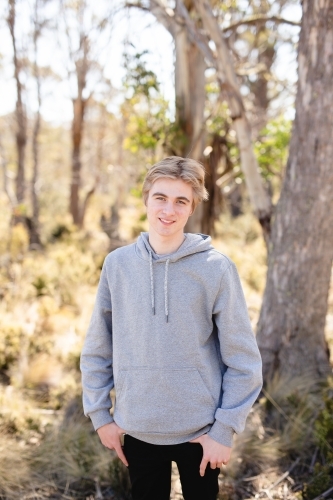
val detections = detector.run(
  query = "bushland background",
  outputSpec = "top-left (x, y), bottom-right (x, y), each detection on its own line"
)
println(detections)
top-left (0, 0), bottom-right (333, 499)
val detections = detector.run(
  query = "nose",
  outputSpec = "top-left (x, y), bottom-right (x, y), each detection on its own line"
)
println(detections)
top-left (162, 201), bottom-right (175, 215)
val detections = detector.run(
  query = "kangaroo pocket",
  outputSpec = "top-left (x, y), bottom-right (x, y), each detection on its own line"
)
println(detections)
top-left (114, 367), bottom-right (216, 435)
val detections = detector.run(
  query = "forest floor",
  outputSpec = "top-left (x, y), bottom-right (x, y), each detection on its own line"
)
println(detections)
top-left (0, 200), bottom-right (332, 500)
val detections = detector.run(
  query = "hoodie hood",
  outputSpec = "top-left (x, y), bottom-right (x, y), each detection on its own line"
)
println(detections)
top-left (136, 232), bottom-right (214, 263)
top-left (136, 232), bottom-right (214, 323)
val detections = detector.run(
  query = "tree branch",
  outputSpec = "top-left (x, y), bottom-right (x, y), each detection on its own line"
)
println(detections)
top-left (126, 0), bottom-right (175, 37)
top-left (223, 15), bottom-right (301, 33)
top-left (175, 0), bottom-right (215, 66)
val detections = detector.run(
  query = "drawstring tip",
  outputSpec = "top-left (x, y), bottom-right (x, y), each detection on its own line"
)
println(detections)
top-left (166, 315), bottom-right (168, 323)
top-left (152, 306), bottom-right (155, 315)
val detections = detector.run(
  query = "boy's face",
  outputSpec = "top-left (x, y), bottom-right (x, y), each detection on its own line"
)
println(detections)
top-left (146, 178), bottom-right (194, 240)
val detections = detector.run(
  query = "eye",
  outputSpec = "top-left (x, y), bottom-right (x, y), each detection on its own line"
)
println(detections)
top-left (177, 200), bottom-right (186, 205)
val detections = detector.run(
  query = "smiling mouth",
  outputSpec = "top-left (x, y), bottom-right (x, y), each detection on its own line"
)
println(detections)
top-left (159, 218), bottom-right (175, 225)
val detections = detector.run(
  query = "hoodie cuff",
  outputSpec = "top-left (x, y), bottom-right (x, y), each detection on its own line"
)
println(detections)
top-left (89, 409), bottom-right (114, 431)
top-left (208, 420), bottom-right (235, 447)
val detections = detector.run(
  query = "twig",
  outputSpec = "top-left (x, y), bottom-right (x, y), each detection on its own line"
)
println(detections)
top-left (267, 457), bottom-right (300, 491)
top-left (242, 474), bottom-right (262, 482)
top-left (313, 486), bottom-right (333, 500)
top-left (95, 477), bottom-right (103, 500)
top-left (222, 14), bottom-right (301, 33)
top-left (309, 447), bottom-right (318, 472)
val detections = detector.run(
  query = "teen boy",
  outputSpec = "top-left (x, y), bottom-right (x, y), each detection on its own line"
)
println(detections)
top-left (81, 156), bottom-right (262, 500)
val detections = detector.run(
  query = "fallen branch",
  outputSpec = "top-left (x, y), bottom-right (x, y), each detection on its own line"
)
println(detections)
top-left (309, 446), bottom-right (318, 472)
top-left (267, 457), bottom-right (300, 491)
top-left (313, 486), bottom-right (333, 500)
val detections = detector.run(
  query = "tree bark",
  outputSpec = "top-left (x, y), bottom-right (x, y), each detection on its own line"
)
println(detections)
top-left (69, 27), bottom-right (89, 228)
top-left (70, 92), bottom-right (87, 226)
top-left (257, 0), bottom-right (333, 381)
top-left (174, 0), bottom-right (206, 232)
top-left (30, 0), bottom-right (42, 247)
top-left (202, 134), bottom-right (231, 235)
top-left (8, 0), bottom-right (26, 206)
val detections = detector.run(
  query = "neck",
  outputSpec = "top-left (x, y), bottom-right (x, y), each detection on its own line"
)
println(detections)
top-left (148, 232), bottom-right (185, 255)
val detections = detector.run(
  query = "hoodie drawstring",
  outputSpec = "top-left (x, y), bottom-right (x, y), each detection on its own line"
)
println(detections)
top-left (149, 250), bottom-right (170, 322)
top-left (149, 251), bottom-right (155, 315)
top-left (164, 259), bottom-right (169, 323)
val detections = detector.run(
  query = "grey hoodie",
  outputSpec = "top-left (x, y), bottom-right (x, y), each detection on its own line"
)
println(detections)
top-left (80, 233), bottom-right (262, 447)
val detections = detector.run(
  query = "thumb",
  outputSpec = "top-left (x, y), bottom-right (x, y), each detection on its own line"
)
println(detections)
top-left (189, 437), bottom-right (202, 444)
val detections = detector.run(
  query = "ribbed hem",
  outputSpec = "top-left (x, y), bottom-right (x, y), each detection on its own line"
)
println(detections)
top-left (207, 420), bottom-right (234, 447)
top-left (121, 424), bottom-right (212, 446)
top-left (89, 409), bottom-right (114, 431)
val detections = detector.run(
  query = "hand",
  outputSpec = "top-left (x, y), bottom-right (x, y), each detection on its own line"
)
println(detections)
top-left (190, 434), bottom-right (231, 477)
top-left (97, 422), bottom-right (128, 466)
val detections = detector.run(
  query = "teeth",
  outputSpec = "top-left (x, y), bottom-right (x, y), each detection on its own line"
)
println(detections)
top-left (161, 219), bottom-right (173, 223)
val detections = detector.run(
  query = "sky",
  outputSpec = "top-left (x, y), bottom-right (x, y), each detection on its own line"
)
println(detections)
top-left (0, 1), bottom-right (301, 124)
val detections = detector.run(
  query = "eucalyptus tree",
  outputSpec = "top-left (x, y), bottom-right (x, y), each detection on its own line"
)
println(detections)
top-left (7, 0), bottom-right (27, 207)
top-left (128, 0), bottom-right (299, 237)
top-left (59, 0), bottom-right (113, 228)
top-left (257, 0), bottom-right (333, 380)
top-left (30, 0), bottom-right (47, 247)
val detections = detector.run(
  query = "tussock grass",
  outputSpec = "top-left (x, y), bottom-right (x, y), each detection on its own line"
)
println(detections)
top-left (29, 400), bottom-right (131, 499)
top-left (0, 434), bottom-right (31, 498)
top-left (1, 194), bottom-right (333, 499)
top-left (32, 417), bottom-right (112, 485)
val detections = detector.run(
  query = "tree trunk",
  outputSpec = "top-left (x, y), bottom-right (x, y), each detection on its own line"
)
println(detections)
top-left (202, 134), bottom-right (231, 235)
top-left (0, 139), bottom-right (16, 207)
top-left (174, 0), bottom-right (206, 232)
top-left (194, 0), bottom-right (272, 241)
top-left (8, 0), bottom-right (26, 206)
top-left (70, 93), bottom-right (86, 227)
top-left (257, 0), bottom-right (333, 381)
top-left (30, 0), bottom-right (42, 247)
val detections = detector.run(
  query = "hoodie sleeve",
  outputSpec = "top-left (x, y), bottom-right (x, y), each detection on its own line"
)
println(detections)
top-left (80, 258), bottom-right (114, 430)
top-left (207, 261), bottom-right (263, 447)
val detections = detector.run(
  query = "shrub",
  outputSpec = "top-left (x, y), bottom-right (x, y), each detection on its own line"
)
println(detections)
top-left (0, 323), bottom-right (22, 372)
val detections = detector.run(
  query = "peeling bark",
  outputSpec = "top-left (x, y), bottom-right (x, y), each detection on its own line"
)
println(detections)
top-left (257, 0), bottom-right (333, 381)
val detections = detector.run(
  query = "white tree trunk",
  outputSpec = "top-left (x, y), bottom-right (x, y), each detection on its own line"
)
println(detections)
top-left (194, 0), bottom-right (272, 236)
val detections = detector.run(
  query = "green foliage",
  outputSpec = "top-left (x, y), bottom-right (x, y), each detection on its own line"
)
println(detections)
top-left (302, 379), bottom-right (333, 498)
top-left (32, 275), bottom-right (49, 296)
top-left (314, 382), bottom-right (333, 454)
top-left (123, 49), bottom-right (160, 99)
top-left (121, 49), bottom-right (171, 160)
top-left (255, 117), bottom-right (292, 181)
top-left (302, 460), bottom-right (333, 500)
top-left (51, 222), bottom-right (73, 240)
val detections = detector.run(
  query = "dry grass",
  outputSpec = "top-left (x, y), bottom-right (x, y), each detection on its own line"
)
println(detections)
top-left (0, 196), bottom-right (332, 499)
top-left (0, 434), bottom-right (31, 498)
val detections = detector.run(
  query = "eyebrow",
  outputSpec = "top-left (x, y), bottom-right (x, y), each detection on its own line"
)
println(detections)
top-left (151, 192), bottom-right (191, 203)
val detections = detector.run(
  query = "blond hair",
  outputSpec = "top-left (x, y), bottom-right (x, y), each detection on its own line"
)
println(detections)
top-left (142, 156), bottom-right (208, 210)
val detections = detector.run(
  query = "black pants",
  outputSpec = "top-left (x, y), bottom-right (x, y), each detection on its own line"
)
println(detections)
top-left (124, 435), bottom-right (220, 500)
